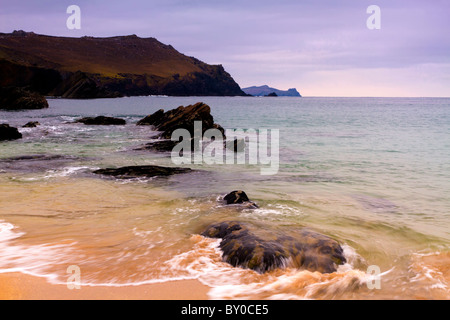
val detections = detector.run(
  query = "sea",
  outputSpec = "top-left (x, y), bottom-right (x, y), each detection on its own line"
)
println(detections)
top-left (0, 96), bottom-right (449, 299)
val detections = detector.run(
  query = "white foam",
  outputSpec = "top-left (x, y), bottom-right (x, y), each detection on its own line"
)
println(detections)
top-left (44, 166), bottom-right (94, 179)
top-left (0, 221), bottom-right (23, 242)
top-left (0, 220), bottom-right (76, 283)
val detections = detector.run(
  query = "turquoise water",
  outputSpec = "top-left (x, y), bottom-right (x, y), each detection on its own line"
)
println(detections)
top-left (0, 96), bottom-right (449, 299)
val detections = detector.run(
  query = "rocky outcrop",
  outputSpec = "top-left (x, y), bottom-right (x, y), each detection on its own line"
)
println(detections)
top-left (0, 31), bottom-right (246, 98)
top-left (0, 86), bottom-right (48, 110)
top-left (93, 165), bottom-right (192, 178)
top-left (0, 124), bottom-right (22, 141)
top-left (75, 116), bottom-right (126, 125)
top-left (201, 221), bottom-right (346, 274)
top-left (137, 102), bottom-right (225, 139)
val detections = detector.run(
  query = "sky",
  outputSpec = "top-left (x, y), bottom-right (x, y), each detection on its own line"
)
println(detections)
top-left (1, 0), bottom-right (450, 97)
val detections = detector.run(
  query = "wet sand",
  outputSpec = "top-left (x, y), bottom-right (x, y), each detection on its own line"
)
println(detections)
top-left (0, 272), bottom-right (210, 300)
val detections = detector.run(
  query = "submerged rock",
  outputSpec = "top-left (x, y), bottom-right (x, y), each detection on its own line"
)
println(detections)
top-left (201, 221), bottom-right (346, 274)
top-left (224, 138), bottom-right (245, 152)
top-left (75, 116), bottom-right (126, 125)
top-left (93, 165), bottom-right (192, 178)
top-left (0, 124), bottom-right (22, 141)
top-left (0, 87), bottom-right (49, 110)
top-left (0, 154), bottom-right (83, 173)
top-left (22, 121), bottom-right (40, 128)
top-left (135, 140), bottom-right (179, 152)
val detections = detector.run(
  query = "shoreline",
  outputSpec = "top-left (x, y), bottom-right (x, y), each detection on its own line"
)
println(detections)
top-left (0, 272), bottom-right (210, 300)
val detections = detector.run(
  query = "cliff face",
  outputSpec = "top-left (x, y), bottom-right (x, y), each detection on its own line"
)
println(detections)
top-left (0, 31), bottom-right (245, 98)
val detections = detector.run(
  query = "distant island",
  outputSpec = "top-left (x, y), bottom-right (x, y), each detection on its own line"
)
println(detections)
top-left (242, 85), bottom-right (301, 97)
top-left (0, 30), bottom-right (246, 98)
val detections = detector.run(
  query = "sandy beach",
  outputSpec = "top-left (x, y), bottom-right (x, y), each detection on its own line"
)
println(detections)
top-left (0, 272), bottom-right (210, 300)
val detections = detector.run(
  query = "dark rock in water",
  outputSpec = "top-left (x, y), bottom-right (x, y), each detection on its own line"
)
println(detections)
top-left (0, 87), bottom-right (49, 110)
top-left (0, 124), bottom-right (22, 141)
top-left (0, 154), bottom-right (77, 162)
top-left (137, 102), bottom-right (225, 139)
top-left (93, 165), bottom-right (192, 178)
top-left (136, 138), bottom-right (210, 153)
top-left (75, 116), bottom-right (126, 125)
top-left (0, 154), bottom-right (84, 173)
top-left (22, 121), bottom-right (40, 128)
top-left (201, 221), bottom-right (347, 274)
top-left (224, 138), bottom-right (245, 152)
top-left (135, 140), bottom-right (178, 152)
top-left (223, 190), bottom-right (258, 209)
top-left (265, 92), bottom-right (278, 97)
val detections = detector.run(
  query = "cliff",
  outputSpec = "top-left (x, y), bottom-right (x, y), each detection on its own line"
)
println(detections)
top-left (0, 30), bottom-right (245, 98)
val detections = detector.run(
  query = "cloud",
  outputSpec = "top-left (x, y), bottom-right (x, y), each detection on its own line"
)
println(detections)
top-left (0, 0), bottom-right (449, 96)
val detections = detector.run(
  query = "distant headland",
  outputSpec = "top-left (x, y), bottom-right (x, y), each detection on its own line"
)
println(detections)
top-left (242, 85), bottom-right (301, 97)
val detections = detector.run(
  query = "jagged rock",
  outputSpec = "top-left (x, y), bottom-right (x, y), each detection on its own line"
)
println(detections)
top-left (201, 221), bottom-right (347, 274)
top-left (0, 87), bottom-right (48, 110)
top-left (0, 124), bottom-right (22, 141)
top-left (75, 116), bottom-right (126, 125)
top-left (137, 102), bottom-right (225, 139)
top-left (136, 109), bottom-right (165, 126)
top-left (93, 165), bottom-right (192, 178)
top-left (22, 121), bottom-right (40, 128)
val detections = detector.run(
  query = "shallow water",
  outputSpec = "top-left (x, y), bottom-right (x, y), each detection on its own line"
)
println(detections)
top-left (0, 96), bottom-right (449, 299)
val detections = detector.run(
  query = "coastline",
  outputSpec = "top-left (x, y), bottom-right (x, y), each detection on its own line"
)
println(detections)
top-left (0, 272), bottom-right (210, 300)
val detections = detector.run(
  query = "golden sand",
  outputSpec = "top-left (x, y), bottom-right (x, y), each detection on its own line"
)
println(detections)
top-left (0, 272), bottom-right (209, 300)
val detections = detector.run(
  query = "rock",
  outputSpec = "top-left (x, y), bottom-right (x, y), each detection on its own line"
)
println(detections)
top-left (93, 165), bottom-right (192, 178)
top-left (0, 87), bottom-right (49, 110)
top-left (22, 121), bottom-right (40, 128)
top-left (224, 138), bottom-right (245, 152)
top-left (75, 116), bottom-right (126, 125)
top-left (201, 221), bottom-right (347, 274)
top-left (265, 92), bottom-right (278, 97)
top-left (137, 102), bottom-right (225, 139)
top-left (135, 140), bottom-right (179, 152)
top-left (136, 109), bottom-right (165, 126)
top-left (0, 124), bottom-right (22, 141)
top-left (223, 190), bottom-right (258, 209)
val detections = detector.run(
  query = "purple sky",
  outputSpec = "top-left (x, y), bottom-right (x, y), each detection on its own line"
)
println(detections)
top-left (1, 0), bottom-right (449, 97)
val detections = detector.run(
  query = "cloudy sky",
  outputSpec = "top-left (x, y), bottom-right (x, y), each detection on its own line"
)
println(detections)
top-left (1, 0), bottom-right (449, 97)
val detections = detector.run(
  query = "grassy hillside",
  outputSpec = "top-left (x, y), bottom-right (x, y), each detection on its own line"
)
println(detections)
top-left (0, 31), bottom-right (245, 98)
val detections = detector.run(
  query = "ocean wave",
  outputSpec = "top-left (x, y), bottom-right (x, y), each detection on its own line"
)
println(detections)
top-left (43, 166), bottom-right (95, 179)
top-left (408, 251), bottom-right (450, 297)
top-left (164, 235), bottom-right (381, 300)
top-left (0, 221), bottom-right (74, 281)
